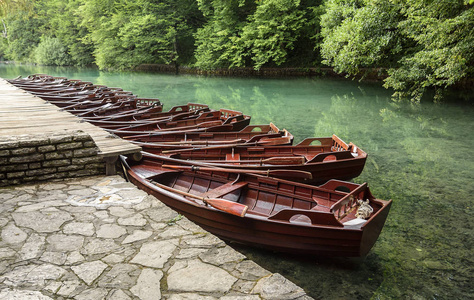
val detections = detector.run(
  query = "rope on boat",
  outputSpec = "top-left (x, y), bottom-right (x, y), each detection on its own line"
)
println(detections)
top-left (355, 199), bottom-right (373, 219)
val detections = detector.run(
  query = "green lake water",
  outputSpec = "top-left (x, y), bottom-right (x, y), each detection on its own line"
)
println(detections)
top-left (1, 64), bottom-right (473, 299)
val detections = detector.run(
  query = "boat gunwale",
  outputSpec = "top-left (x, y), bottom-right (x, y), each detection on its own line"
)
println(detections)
top-left (127, 156), bottom-right (390, 232)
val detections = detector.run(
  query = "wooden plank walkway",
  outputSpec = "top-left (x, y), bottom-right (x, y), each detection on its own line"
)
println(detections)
top-left (0, 78), bottom-right (141, 174)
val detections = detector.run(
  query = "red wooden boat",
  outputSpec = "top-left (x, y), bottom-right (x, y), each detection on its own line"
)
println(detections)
top-left (8, 75), bottom-right (91, 90)
top-left (9, 77), bottom-right (110, 97)
top-left (107, 109), bottom-right (251, 137)
top-left (128, 123), bottom-right (293, 150)
top-left (71, 99), bottom-right (163, 118)
top-left (111, 109), bottom-right (248, 131)
top-left (84, 103), bottom-right (210, 128)
top-left (38, 91), bottom-right (134, 106)
top-left (9, 75), bottom-right (164, 118)
top-left (142, 135), bottom-right (366, 184)
top-left (121, 154), bottom-right (391, 257)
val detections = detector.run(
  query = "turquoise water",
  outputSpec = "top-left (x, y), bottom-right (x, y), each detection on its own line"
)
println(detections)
top-left (1, 64), bottom-right (473, 299)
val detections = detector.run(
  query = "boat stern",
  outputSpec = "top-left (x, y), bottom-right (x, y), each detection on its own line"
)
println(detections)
top-left (359, 199), bottom-right (392, 256)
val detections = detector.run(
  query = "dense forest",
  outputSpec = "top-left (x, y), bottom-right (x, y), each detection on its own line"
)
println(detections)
top-left (1, 0), bottom-right (473, 101)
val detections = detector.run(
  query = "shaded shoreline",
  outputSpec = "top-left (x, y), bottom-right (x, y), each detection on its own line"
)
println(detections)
top-left (2, 61), bottom-right (473, 91)
top-left (134, 63), bottom-right (474, 90)
top-left (134, 63), bottom-right (388, 81)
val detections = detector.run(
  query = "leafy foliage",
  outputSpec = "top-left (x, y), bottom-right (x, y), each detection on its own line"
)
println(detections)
top-left (0, 0), bottom-right (33, 17)
top-left (1, 0), bottom-right (202, 70)
top-left (34, 36), bottom-right (72, 66)
top-left (77, 0), bottom-right (200, 70)
top-left (0, 0), bottom-right (472, 101)
top-left (194, 0), bottom-right (321, 70)
top-left (41, 0), bottom-right (94, 66)
top-left (320, 0), bottom-right (474, 101)
top-left (385, 0), bottom-right (474, 102)
top-left (320, 0), bottom-right (405, 74)
top-left (194, 0), bottom-right (255, 69)
top-left (234, 0), bottom-right (307, 69)
top-left (1, 12), bottom-right (43, 62)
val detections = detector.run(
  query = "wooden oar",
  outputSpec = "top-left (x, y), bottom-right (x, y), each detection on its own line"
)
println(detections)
top-left (120, 122), bottom-right (233, 139)
top-left (115, 112), bottom-right (217, 131)
top-left (196, 156), bottom-right (306, 165)
top-left (135, 138), bottom-right (246, 146)
top-left (162, 164), bottom-right (313, 180)
top-left (119, 154), bottom-right (248, 217)
top-left (118, 120), bottom-right (223, 133)
top-left (161, 139), bottom-right (280, 154)
top-left (83, 105), bottom-right (162, 121)
top-left (249, 136), bottom-right (293, 146)
top-left (151, 180), bottom-right (248, 217)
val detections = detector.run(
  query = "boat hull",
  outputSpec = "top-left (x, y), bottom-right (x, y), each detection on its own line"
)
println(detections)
top-left (127, 166), bottom-right (391, 257)
top-left (201, 155), bottom-right (367, 185)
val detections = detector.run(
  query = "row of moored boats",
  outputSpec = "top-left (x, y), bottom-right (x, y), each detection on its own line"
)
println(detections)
top-left (8, 74), bottom-right (392, 257)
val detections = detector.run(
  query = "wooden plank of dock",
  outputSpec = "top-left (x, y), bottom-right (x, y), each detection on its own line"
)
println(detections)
top-left (0, 78), bottom-right (141, 174)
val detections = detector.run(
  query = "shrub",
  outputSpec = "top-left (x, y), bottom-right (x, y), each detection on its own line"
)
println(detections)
top-left (34, 36), bottom-right (71, 66)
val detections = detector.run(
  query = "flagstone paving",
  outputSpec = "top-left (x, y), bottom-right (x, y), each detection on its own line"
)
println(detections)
top-left (0, 175), bottom-right (312, 299)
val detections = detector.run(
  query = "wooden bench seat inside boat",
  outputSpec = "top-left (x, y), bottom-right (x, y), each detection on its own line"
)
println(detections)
top-left (225, 153), bottom-right (240, 161)
top-left (200, 181), bottom-right (249, 199)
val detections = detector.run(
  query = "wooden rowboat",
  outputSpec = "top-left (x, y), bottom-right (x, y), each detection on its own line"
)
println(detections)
top-left (142, 135), bottom-right (366, 184)
top-left (127, 123), bottom-right (293, 149)
top-left (107, 109), bottom-right (251, 137)
top-left (111, 109), bottom-right (248, 131)
top-left (84, 103), bottom-right (210, 128)
top-left (71, 99), bottom-right (163, 118)
top-left (121, 154), bottom-right (391, 257)
top-left (8, 75), bottom-right (163, 117)
top-left (39, 92), bottom-right (134, 106)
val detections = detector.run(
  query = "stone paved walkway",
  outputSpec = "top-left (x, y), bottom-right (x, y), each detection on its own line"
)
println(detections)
top-left (0, 175), bottom-right (312, 299)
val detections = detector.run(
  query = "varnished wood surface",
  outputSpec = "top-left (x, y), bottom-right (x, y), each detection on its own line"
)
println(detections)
top-left (0, 78), bottom-right (141, 157)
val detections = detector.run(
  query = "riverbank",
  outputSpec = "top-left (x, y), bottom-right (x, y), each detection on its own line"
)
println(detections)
top-left (133, 64), bottom-right (474, 92)
top-left (134, 63), bottom-right (390, 81)
top-left (4, 61), bottom-right (474, 92)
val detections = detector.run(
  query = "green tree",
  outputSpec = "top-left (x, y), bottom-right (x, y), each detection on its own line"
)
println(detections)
top-left (194, 0), bottom-right (320, 70)
top-left (77, 0), bottom-right (200, 70)
top-left (320, 0), bottom-right (405, 75)
top-left (1, 11), bottom-right (43, 62)
top-left (230, 0), bottom-right (307, 69)
top-left (34, 36), bottom-right (72, 65)
top-left (385, 0), bottom-right (474, 102)
top-left (0, 0), bottom-right (36, 61)
top-left (320, 0), bottom-right (474, 102)
top-left (1, 0), bottom-right (94, 66)
top-left (0, 0), bottom-right (33, 17)
top-left (38, 0), bottom-right (94, 66)
top-left (171, 0), bottom-right (205, 66)
top-left (240, 0), bottom-right (320, 69)
top-left (194, 0), bottom-right (255, 69)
